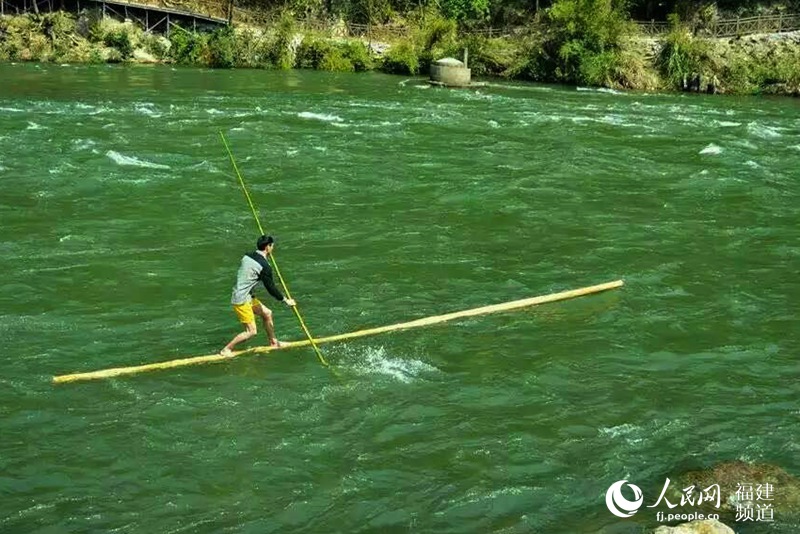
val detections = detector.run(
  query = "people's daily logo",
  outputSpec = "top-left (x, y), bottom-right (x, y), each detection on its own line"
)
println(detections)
top-left (604, 478), bottom-right (777, 524)
top-left (605, 480), bottom-right (643, 518)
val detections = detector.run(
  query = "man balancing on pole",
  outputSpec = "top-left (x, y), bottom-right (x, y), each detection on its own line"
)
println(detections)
top-left (219, 235), bottom-right (296, 357)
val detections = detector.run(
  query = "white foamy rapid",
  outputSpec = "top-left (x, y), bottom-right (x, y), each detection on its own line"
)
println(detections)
top-left (747, 122), bottom-right (782, 139)
top-left (298, 111), bottom-right (343, 123)
top-left (343, 345), bottom-right (438, 383)
top-left (699, 143), bottom-right (723, 155)
top-left (106, 150), bottom-right (170, 169)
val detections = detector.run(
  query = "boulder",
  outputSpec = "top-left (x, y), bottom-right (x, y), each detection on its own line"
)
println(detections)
top-left (653, 519), bottom-right (734, 534)
top-left (671, 461), bottom-right (800, 516)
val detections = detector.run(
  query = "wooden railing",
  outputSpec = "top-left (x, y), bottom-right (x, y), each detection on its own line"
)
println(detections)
top-left (635, 20), bottom-right (671, 36)
top-left (310, 13), bottom-right (800, 40)
top-left (3, 1), bottom-right (798, 41)
top-left (635, 13), bottom-right (800, 37)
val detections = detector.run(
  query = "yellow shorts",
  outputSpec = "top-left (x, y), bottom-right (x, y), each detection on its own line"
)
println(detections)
top-left (233, 298), bottom-right (262, 324)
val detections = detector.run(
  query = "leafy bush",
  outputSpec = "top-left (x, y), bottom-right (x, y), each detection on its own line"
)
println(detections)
top-left (773, 48), bottom-right (800, 88)
top-left (344, 0), bottom-right (394, 25)
top-left (296, 36), bottom-right (327, 68)
top-left (540, 0), bottom-right (636, 84)
top-left (87, 47), bottom-right (105, 64)
top-left (414, 14), bottom-right (457, 67)
top-left (141, 33), bottom-right (170, 60)
top-left (439, 0), bottom-right (490, 22)
top-left (169, 26), bottom-right (208, 65)
top-left (44, 13), bottom-right (78, 60)
top-left (503, 31), bottom-right (549, 80)
top-left (267, 11), bottom-right (297, 69)
top-left (580, 40), bottom-right (658, 90)
top-left (207, 26), bottom-right (235, 68)
top-left (40, 11), bottom-right (76, 53)
top-left (87, 18), bottom-right (138, 60)
top-left (340, 40), bottom-right (374, 71)
top-left (457, 34), bottom-right (519, 77)
top-left (233, 27), bottom-right (270, 68)
top-left (27, 33), bottom-right (51, 61)
top-left (610, 43), bottom-right (660, 90)
top-left (104, 28), bottom-right (133, 59)
top-left (381, 39), bottom-right (419, 74)
top-left (657, 15), bottom-right (712, 89)
top-left (296, 37), bottom-right (355, 71)
top-left (718, 45), bottom-right (800, 94)
top-left (105, 46), bottom-right (123, 63)
top-left (0, 15), bottom-right (37, 61)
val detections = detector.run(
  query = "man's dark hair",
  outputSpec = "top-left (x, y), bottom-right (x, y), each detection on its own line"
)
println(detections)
top-left (256, 235), bottom-right (274, 251)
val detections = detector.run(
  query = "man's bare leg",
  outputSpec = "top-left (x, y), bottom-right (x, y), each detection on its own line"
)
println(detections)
top-left (254, 303), bottom-right (281, 347)
top-left (221, 321), bottom-right (257, 355)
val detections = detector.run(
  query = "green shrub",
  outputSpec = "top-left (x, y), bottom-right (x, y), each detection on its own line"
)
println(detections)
top-left (207, 26), bottom-right (235, 68)
top-left (296, 36), bottom-right (328, 68)
top-left (773, 48), bottom-right (800, 87)
top-left (106, 47), bottom-right (123, 63)
top-left (88, 46), bottom-right (106, 64)
top-left (169, 26), bottom-right (208, 65)
top-left (457, 34), bottom-right (519, 77)
top-left (657, 15), bottom-right (712, 89)
top-left (718, 46), bottom-right (800, 94)
top-left (320, 47), bottom-right (354, 71)
top-left (381, 39), bottom-right (419, 74)
top-left (541, 0), bottom-right (636, 84)
top-left (340, 40), bottom-right (373, 71)
top-left (267, 11), bottom-right (297, 69)
top-left (579, 49), bottom-right (617, 86)
top-left (414, 14), bottom-right (457, 68)
top-left (439, 0), bottom-right (490, 22)
top-left (141, 33), bottom-right (169, 60)
top-left (504, 31), bottom-right (549, 80)
top-left (612, 43), bottom-right (660, 90)
top-left (232, 27), bottom-right (270, 68)
top-left (296, 37), bottom-right (355, 71)
top-left (104, 28), bottom-right (133, 59)
top-left (27, 33), bottom-right (52, 61)
top-left (45, 12), bottom-right (76, 36)
top-left (0, 15), bottom-right (36, 61)
top-left (344, 0), bottom-right (393, 25)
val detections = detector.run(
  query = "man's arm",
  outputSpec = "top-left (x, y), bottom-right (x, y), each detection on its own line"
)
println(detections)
top-left (259, 264), bottom-right (285, 302)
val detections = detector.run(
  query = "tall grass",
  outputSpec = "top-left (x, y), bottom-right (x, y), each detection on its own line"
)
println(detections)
top-left (657, 14), bottom-right (712, 89)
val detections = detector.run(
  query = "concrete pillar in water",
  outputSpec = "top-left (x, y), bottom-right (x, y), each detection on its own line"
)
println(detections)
top-left (429, 57), bottom-right (471, 88)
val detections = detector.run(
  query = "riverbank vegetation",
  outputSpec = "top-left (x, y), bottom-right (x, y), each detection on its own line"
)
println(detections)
top-left (1, 0), bottom-right (799, 95)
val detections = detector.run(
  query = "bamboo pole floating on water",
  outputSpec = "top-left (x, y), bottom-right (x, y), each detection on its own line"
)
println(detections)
top-left (52, 280), bottom-right (623, 384)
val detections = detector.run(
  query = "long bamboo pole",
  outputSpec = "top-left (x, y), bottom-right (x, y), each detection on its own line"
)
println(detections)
top-left (52, 280), bottom-right (623, 384)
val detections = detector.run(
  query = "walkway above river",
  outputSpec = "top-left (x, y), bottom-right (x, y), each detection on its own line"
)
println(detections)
top-left (0, 0), bottom-right (229, 35)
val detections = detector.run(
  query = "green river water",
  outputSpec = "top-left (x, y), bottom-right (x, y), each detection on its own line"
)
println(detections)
top-left (0, 63), bottom-right (798, 533)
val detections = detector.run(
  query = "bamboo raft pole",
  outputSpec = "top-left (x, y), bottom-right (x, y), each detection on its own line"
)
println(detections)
top-left (53, 279), bottom-right (623, 384)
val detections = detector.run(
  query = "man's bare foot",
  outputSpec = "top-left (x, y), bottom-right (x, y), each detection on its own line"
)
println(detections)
top-left (269, 339), bottom-right (283, 348)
